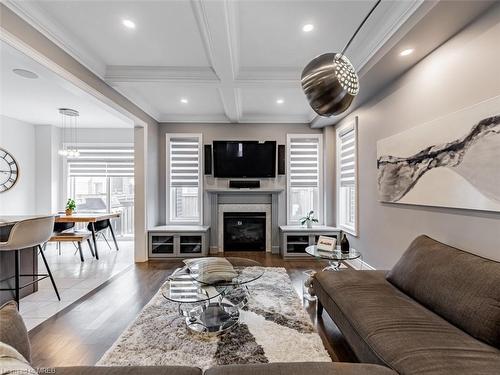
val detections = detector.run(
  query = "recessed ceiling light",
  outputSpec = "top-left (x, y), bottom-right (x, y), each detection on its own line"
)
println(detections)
top-left (276, 98), bottom-right (285, 104)
top-left (180, 98), bottom-right (188, 104)
top-left (302, 24), bottom-right (314, 32)
top-left (122, 19), bottom-right (136, 29)
top-left (399, 48), bottom-right (414, 56)
top-left (12, 68), bottom-right (38, 79)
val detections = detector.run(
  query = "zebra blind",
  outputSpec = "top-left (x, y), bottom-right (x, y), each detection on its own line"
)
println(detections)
top-left (67, 145), bottom-right (133, 177)
top-left (339, 127), bottom-right (356, 187)
top-left (169, 136), bottom-right (201, 188)
top-left (289, 137), bottom-right (320, 188)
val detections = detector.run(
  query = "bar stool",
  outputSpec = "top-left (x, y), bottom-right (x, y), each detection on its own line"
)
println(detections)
top-left (0, 216), bottom-right (60, 306)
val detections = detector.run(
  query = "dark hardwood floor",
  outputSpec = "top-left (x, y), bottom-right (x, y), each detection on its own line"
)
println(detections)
top-left (29, 252), bottom-right (356, 367)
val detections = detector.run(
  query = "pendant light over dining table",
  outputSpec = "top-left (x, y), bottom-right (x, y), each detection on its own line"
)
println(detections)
top-left (301, 0), bottom-right (381, 117)
top-left (58, 108), bottom-right (80, 158)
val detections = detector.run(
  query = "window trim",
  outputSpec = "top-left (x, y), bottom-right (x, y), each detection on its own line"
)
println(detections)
top-left (336, 117), bottom-right (359, 236)
top-left (286, 133), bottom-right (324, 225)
top-left (165, 133), bottom-right (203, 225)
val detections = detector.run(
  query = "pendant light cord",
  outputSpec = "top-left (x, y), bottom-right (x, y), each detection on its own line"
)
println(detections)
top-left (340, 0), bottom-right (382, 56)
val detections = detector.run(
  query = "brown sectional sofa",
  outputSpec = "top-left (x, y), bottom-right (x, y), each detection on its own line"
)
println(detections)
top-left (0, 300), bottom-right (396, 375)
top-left (313, 235), bottom-right (500, 375)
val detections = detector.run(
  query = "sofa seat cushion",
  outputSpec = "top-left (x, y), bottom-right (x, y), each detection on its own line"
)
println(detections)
top-left (205, 362), bottom-right (397, 375)
top-left (314, 270), bottom-right (500, 375)
top-left (50, 367), bottom-right (201, 375)
top-left (387, 235), bottom-right (500, 348)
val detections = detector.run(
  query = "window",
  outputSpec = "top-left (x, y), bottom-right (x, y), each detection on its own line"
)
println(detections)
top-left (287, 134), bottom-right (323, 224)
top-left (67, 145), bottom-right (134, 236)
top-left (337, 118), bottom-right (358, 235)
top-left (166, 134), bottom-right (202, 224)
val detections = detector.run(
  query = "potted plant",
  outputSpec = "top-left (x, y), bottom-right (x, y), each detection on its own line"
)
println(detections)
top-left (300, 210), bottom-right (318, 228)
top-left (65, 198), bottom-right (76, 216)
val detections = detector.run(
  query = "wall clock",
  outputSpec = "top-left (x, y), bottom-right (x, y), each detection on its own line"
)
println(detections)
top-left (0, 148), bottom-right (19, 193)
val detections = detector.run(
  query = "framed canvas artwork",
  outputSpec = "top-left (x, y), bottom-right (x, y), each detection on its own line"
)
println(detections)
top-left (377, 95), bottom-right (500, 212)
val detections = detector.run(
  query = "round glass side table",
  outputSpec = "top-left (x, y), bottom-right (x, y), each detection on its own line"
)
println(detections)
top-left (305, 245), bottom-right (361, 271)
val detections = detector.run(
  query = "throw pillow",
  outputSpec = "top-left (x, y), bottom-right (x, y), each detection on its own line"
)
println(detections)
top-left (0, 301), bottom-right (31, 362)
top-left (184, 258), bottom-right (238, 284)
top-left (0, 341), bottom-right (37, 375)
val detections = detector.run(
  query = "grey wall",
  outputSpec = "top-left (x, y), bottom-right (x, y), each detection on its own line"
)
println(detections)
top-left (334, 4), bottom-right (500, 268)
top-left (158, 123), bottom-right (324, 225)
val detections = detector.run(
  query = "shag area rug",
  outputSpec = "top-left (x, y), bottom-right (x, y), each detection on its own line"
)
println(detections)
top-left (98, 267), bottom-right (331, 369)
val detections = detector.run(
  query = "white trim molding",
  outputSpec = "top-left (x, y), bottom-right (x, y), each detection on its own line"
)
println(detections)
top-left (345, 256), bottom-right (376, 271)
top-left (286, 133), bottom-right (324, 225)
top-left (165, 133), bottom-right (204, 225)
top-left (336, 117), bottom-right (359, 236)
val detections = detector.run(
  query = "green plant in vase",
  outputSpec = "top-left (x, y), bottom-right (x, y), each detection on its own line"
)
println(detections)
top-left (65, 198), bottom-right (76, 216)
top-left (300, 210), bottom-right (318, 228)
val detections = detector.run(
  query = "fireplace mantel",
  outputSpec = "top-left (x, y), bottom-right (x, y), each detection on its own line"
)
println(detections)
top-left (206, 188), bottom-right (284, 254)
top-left (205, 188), bottom-right (284, 194)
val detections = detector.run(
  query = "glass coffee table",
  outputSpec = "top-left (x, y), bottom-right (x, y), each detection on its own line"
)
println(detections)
top-left (162, 257), bottom-right (264, 335)
top-left (305, 245), bottom-right (361, 271)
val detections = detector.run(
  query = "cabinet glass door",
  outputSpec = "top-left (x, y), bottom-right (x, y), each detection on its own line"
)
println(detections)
top-left (151, 235), bottom-right (174, 254)
top-left (287, 235), bottom-right (309, 253)
top-left (179, 235), bottom-right (203, 254)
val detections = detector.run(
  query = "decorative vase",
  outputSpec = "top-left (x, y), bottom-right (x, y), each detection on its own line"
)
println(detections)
top-left (306, 221), bottom-right (313, 229)
top-left (340, 233), bottom-right (350, 254)
top-left (65, 209), bottom-right (73, 216)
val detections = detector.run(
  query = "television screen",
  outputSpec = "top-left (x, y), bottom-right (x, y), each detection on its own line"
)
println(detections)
top-left (213, 141), bottom-right (276, 178)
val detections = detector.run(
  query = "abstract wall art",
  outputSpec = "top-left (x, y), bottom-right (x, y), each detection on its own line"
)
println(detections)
top-left (377, 95), bottom-right (500, 212)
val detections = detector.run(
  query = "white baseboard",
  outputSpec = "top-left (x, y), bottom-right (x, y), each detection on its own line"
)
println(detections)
top-left (345, 258), bottom-right (375, 270)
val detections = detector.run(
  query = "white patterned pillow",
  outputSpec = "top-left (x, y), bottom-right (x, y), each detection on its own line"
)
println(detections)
top-left (184, 258), bottom-right (238, 283)
top-left (0, 342), bottom-right (37, 375)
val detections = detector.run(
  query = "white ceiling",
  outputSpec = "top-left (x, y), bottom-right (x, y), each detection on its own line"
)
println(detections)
top-left (6, 0), bottom-right (426, 124)
top-left (0, 40), bottom-right (133, 128)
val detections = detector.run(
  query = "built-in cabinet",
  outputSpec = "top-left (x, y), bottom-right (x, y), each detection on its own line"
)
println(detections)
top-left (148, 225), bottom-right (210, 259)
top-left (279, 225), bottom-right (341, 259)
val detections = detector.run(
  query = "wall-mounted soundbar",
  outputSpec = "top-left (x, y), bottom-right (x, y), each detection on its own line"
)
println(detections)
top-left (229, 180), bottom-right (261, 189)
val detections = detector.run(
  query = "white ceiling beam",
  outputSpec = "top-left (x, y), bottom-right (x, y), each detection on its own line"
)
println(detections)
top-left (191, 0), bottom-right (241, 122)
top-left (104, 65), bottom-right (302, 88)
top-left (104, 66), bottom-right (219, 84)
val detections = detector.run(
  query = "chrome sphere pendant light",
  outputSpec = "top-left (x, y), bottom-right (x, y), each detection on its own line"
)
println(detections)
top-left (301, 0), bottom-right (381, 117)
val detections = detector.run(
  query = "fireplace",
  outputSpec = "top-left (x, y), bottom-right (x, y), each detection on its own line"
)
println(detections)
top-left (223, 212), bottom-right (266, 251)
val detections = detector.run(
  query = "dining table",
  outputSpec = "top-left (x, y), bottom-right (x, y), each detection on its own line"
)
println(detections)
top-left (55, 212), bottom-right (121, 260)
top-left (0, 213), bottom-right (121, 304)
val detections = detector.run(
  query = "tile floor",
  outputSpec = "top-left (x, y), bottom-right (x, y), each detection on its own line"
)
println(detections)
top-left (20, 239), bottom-right (134, 330)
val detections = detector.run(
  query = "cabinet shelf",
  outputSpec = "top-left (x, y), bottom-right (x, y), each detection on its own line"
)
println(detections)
top-left (148, 228), bottom-right (209, 259)
top-left (280, 226), bottom-right (342, 259)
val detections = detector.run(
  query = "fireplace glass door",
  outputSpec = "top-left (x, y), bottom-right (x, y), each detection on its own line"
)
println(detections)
top-left (224, 212), bottom-right (266, 251)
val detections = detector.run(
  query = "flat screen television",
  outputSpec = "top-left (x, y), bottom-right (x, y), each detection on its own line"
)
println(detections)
top-left (213, 140), bottom-right (276, 178)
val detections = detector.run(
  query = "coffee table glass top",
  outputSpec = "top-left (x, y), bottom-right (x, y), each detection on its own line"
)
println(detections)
top-left (187, 257), bottom-right (265, 286)
top-left (305, 245), bottom-right (361, 261)
top-left (161, 267), bottom-right (225, 304)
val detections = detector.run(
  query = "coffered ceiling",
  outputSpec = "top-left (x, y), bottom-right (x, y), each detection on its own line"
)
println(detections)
top-left (5, 0), bottom-right (425, 124)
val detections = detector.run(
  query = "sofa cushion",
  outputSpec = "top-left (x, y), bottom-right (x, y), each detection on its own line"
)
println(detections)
top-left (50, 367), bottom-right (201, 375)
top-left (0, 341), bottom-right (37, 375)
top-left (386, 235), bottom-right (500, 348)
top-left (0, 301), bottom-right (31, 362)
top-left (205, 362), bottom-right (396, 375)
top-left (314, 269), bottom-right (500, 375)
